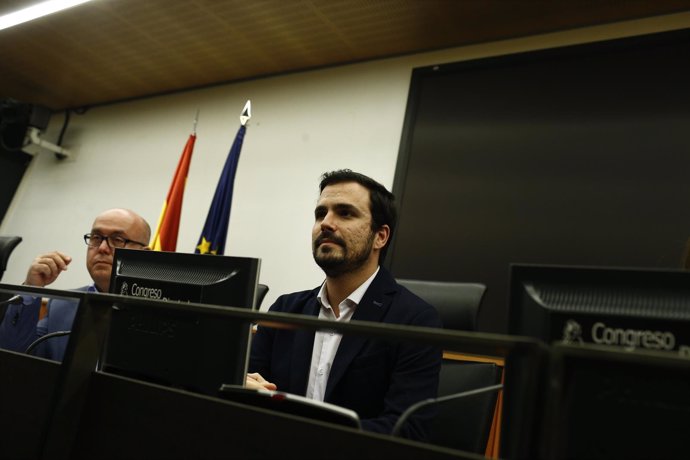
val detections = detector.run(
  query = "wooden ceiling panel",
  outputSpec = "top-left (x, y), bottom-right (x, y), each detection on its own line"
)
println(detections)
top-left (0, 0), bottom-right (689, 110)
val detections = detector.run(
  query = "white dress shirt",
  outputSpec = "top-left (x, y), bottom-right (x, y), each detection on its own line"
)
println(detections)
top-left (305, 267), bottom-right (380, 401)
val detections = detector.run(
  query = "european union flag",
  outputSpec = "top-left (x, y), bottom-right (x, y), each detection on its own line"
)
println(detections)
top-left (195, 124), bottom-right (246, 255)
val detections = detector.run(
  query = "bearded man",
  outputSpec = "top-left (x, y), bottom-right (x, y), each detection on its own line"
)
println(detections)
top-left (247, 170), bottom-right (442, 440)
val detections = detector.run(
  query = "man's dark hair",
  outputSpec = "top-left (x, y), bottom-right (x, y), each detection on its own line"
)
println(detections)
top-left (319, 169), bottom-right (397, 263)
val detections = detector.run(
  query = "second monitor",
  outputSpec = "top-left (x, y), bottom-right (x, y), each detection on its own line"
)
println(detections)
top-left (508, 263), bottom-right (690, 357)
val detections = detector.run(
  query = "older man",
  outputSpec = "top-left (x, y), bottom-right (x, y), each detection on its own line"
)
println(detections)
top-left (0, 208), bottom-right (150, 361)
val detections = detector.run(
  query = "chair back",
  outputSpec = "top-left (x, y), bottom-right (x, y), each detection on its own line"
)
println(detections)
top-left (255, 284), bottom-right (269, 309)
top-left (393, 361), bottom-right (502, 454)
top-left (395, 279), bottom-right (499, 454)
top-left (433, 361), bottom-right (502, 453)
top-left (396, 279), bottom-right (486, 331)
top-left (0, 236), bottom-right (22, 282)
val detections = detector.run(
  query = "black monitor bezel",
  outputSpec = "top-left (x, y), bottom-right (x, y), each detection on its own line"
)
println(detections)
top-left (103, 248), bottom-right (261, 395)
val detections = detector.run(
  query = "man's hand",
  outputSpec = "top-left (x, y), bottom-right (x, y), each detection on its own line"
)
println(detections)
top-left (24, 251), bottom-right (72, 287)
top-left (245, 372), bottom-right (277, 391)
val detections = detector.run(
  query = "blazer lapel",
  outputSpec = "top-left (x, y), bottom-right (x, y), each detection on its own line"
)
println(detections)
top-left (324, 269), bottom-right (397, 400)
top-left (289, 295), bottom-right (320, 395)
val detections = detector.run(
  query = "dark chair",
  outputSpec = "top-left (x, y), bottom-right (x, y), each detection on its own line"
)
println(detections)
top-left (0, 236), bottom-right (22, 325)
top-left (435, 361), bottom-right (502, 453)
top-left (255, 284), bottom-right (269, 309)
top-left (393, 361), bottom-right (502, 453)
top-left (395, 279), bottom-right (499, 454)
top-left (396, 279), bottom-right (486, 331)
top-left (0, 236), bottom-right (22, 283)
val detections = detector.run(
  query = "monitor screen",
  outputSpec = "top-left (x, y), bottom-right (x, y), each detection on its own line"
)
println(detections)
top-left (508, 264), bottom-right (690, 357)
top-left (104, 248), bottom-right (261, 395)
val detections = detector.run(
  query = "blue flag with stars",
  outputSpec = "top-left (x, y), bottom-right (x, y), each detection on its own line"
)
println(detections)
top-left (195, 124), bottom-right (246, 255)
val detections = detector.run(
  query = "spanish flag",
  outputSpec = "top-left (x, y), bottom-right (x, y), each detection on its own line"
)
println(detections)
top-left (150, 133), bottom-right (196, 251)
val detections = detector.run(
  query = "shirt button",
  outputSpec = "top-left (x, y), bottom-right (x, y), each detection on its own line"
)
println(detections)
top-left (318, 368), bottom-right (325, 376)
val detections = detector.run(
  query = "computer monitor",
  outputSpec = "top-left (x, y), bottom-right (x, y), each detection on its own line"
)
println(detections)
top-left (508, 264), bottom-right (690, 356)
top-left (103, 248), bottom-right (261, 396)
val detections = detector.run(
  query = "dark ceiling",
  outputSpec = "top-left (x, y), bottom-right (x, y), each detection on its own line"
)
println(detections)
top-left (1, 0), bottom-right (689, 111)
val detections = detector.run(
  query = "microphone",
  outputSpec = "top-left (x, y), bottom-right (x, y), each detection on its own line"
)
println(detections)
top-left (0, 295), bottom-right (24, 325)
top-left (25, 330), bottom-right (71, 355)
top-left (391, 383), bottom-right (504, 437)
top-left (0, 295), bottom-right (23, 307)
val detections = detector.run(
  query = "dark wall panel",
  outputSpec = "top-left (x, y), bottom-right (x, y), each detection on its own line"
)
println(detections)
top-left (389, 29), bottom-right (690, 333)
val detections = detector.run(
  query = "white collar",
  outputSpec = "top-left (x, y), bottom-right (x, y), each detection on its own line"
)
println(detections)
top-left (316, 266), bottom-right (380, 309)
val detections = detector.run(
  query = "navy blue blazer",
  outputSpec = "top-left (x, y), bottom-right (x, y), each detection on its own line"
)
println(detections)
top-left (248, 267), bottom-right (442, 439)
top-left (33, 286), bottom-right (94, 361)
top-left (0, 285), bottom-right (91, 361)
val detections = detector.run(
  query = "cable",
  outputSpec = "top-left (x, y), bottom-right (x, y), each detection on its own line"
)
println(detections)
top-left (57, 109), bottom-right (71, 146)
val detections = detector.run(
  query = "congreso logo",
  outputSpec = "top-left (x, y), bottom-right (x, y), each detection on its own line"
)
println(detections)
top-left (561, 319), bottom-right (676, 352)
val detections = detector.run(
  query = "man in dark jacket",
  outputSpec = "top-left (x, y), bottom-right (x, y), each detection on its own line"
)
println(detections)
top-left (0, 208), bottom-right (150, 360)
top-left (248, 170), bottom-right (442, 440)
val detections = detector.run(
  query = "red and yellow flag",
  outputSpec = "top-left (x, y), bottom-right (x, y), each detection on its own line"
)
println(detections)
top-left (150, 133), bottom-right (196, 251)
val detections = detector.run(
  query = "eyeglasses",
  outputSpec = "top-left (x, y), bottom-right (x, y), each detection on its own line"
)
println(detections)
top-left (83, 233), bottom-right (147, 249)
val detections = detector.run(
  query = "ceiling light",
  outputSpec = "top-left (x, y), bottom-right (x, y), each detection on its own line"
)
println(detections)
top-left (0, 0), bottom-right (97, 31)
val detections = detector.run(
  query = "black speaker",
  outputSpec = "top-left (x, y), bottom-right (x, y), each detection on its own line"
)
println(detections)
top-left (0, 99), bottom-right (34, 224)
top-left (0, 99), bottom-right (51, 152)
top-left (0, 99), bottom-right (30, 151)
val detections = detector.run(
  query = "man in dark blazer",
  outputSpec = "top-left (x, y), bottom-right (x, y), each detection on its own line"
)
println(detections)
top-left (248, 169), bottom-right (442, 440)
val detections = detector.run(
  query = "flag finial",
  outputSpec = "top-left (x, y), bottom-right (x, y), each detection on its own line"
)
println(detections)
top-left (240, 100), bottom-right (251, 126)
top-left (193, 109), bottom-right (200, 134)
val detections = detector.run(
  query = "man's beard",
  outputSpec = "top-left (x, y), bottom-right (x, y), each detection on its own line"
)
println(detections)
top-left (313, 230), bottom-right (375, 278)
